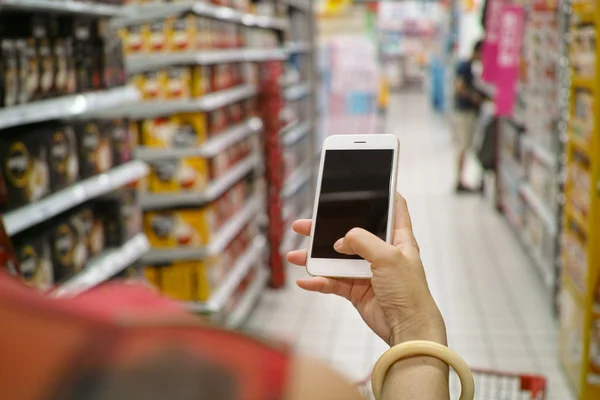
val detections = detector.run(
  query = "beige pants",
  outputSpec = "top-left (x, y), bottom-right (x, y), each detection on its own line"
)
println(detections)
top-left (453, 111), bottom-right (478, 152)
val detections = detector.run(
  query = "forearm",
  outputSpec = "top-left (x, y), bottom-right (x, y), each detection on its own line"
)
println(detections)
top-left (381, 313), bottom-right (450, 400)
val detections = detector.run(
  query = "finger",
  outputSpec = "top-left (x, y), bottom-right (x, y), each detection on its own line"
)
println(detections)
top-left (296, 277), bottom-right (352, 300)
top-left (292, 219), bottom-right (312, 237)
top-left (392, 193), bottom-right (419, 252)
top-left (334, 228), bottom-right (400, 264)
top-left (286, 249), bottom-right (308, 266)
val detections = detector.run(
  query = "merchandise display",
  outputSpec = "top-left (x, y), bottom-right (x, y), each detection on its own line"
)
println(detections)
top-left (0, 2), bottom-right (150, 294)
top-left (496, 1), bottom-right (562, 294)
top-left (559, 1), bottom-right (600, 398)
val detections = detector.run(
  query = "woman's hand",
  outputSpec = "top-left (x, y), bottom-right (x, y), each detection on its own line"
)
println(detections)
top-left (287, 193), bottom-right (446, 346)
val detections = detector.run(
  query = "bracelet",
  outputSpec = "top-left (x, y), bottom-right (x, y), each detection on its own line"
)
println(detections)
top-left (371, 340), bottom-right (475, 400)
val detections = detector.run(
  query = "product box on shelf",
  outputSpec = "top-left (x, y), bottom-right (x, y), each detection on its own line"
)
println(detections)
top-left (78, 205), bottom-right (105, 258)
top-left (134, 70), bottom-right (167, 100)
top-left (120, 24), bottom-right (146, 54)
top-left (49, 123), bottom-right (79, 193)
top-left (107, 118), bottom-right (133, 165)
top-left (95, 188), bottom-right (142, 248)
top-left (0, 126), bottom-right (51, 211)
top-left (144, 18), bottom-right (173, 53)
top-left (165, 67), bottom-right (192, 99)
top-left (148, 157), bottom-right (209, 193)
top-left (12, 230), bottom-right (54, 291)
top-left (75, 120), bottom-right (114, 179)
top-left (141, 114), bottom-right (207, 148)
top-left (192, 65), bottom-right (211, 96)
top-left (145, 207), bottom-right (216, 248)
top-left (48, 213), bottom-right (88, 283)
top-left (170, 14), bottom-right (197, 52)
top-left (571, 88), bottom-right (595, 144)
top-left (207, 108), bottom-right (229, 137)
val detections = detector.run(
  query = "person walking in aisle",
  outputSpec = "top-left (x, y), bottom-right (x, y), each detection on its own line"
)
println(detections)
top-left (0, 195), bottom-right (455, 400)
top-left (454, 40), bottom-right (486, 193)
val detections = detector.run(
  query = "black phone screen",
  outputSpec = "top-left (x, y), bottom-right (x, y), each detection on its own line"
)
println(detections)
top-left (311, 149), bottom-right (394, 259)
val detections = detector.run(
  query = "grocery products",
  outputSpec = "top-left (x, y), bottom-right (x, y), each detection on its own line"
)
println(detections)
top-left (13, 231), bottom-right (53, 291)
top-left (49, 124), bottom-right (79, 193)
top-left (75, 120), bottom-right (114, 179)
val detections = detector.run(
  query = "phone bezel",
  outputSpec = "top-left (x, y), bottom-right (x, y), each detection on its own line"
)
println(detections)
top-left (306, 134), bottom-right (400, 279)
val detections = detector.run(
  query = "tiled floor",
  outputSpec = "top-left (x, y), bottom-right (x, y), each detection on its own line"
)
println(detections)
top-left (247, 93), bottom-right (575, 399)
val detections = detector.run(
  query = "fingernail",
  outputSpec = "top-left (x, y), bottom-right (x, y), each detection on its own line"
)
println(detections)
top-left (334, 239), bottom-right (343, 250)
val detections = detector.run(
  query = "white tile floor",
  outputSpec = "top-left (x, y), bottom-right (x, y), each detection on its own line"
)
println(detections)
top-left (247, 93), bottom-right (575, 399)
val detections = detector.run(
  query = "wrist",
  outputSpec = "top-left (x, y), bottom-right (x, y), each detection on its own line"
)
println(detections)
top-left (389, 309), bottom-right (447, 347)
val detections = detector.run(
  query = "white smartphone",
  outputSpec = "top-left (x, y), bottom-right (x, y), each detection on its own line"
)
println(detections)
top-left (306, 134), bottom-right (400, 278)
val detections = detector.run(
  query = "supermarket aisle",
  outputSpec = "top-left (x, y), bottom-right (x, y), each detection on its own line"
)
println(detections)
top-left (247, 93), bottom-right (574, 399)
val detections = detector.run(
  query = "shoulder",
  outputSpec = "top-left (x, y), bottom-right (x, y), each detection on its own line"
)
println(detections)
top-left (285, 356), bottom-right (363, 400)
top-left (456, 60), bottom-right (472, 75)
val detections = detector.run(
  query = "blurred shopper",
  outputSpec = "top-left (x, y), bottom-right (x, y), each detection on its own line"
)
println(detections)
top-left (454, 40), bottom-right (486, 193)
top-left (0, 195), bottom-right (449, 400)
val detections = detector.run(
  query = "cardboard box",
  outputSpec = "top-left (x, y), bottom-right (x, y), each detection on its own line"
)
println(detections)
top-left (75, 121), bottom-right (114, 179)
top-left (144, 18), bottom-right (172, 53)
top-left (49, 123), bottom-right (79, 192)
top-left (169, 14), bottom-right (197, 51)
top-left (148, 157), bottom-right (209, 193)
top-left (13, 231), bottom-right (54, 291)
top-left (144, 206), bottom-right (216, 248)
top-left (165, 67), bottom-right (191, 99)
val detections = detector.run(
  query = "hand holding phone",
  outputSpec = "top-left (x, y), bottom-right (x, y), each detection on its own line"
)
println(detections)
top-left (287, 194), bottom-right (446, 347)
top-left (306, 134), bottom-right (400, 278)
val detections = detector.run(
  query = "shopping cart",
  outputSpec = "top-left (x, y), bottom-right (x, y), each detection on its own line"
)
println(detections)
top-left (356, 368), bottom-right (547, 399)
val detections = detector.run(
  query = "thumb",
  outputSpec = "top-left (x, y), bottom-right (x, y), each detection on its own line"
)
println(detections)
top-left (334, 228), bottom-right (401, 265)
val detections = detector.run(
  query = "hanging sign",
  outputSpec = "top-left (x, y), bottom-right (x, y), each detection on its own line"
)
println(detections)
top-left (494, 3), bottom-right (525, 116)
top-left (481, 0), bottom-right (506, 82)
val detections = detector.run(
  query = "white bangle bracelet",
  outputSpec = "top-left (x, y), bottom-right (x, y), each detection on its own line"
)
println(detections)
top-left (371, 340), bottom-right (475, 400)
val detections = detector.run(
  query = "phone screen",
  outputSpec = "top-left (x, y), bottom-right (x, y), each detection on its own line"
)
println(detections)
top-left (311, 149), bottom-right (394, 259)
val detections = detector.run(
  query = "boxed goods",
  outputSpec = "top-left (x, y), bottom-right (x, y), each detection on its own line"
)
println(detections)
top-left (170, 14), bottom-right (197, 51)
top-left (192, 65), bottom-right (211, 96)
top-left (207, 108), bottom-right (229, 137)
top-left (49, 214), bottom-right (88, 283)
top-left (96, 188), bottom-right (142, 247)
top-left (148, 260), bottom-right (213, 302)
top-left (120, 24), bottom-right (146, 54)
top-left (72, 18), bottom-right (97, 92)
top-left (144, 19), bottom-right (172, 53)
top-left (13, 231), bottom-right (54, 291)
top-left (0, 126), bottom-right (51, 211)
top-left (165, 67), bottom-right (192, 99)
top-left (78, 206), bottom-right (105, 258)
top-left (148, 157), bottom-right (209, 193)
top-left (108, 118), bottom-right (133, 165)
top-left (144, 206), bottom-right (216, 248)
top-left (48, 124), bottom-right (79, 193)
top-left (0, 39), bottom-right (19, 108)
top-left (141, 114), bottom-right (207, 148)
top-left (134, 70), bottom-right (167, 100)
top-left (76, 121), bottom-right (114, 179)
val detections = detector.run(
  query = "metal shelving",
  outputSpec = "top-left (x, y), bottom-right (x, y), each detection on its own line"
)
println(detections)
top-left (53, 234), bottom-right (151, 298)
top-left (127, 48), bottom-right (288, 74)
top-left (285, 82), bottom-right (311, 101)
top-left (140, 195), bottom-right (260, 264)
top-left (225, 266), bottom-right (268, 328)
top-left (104, 84), bottom-right (257, 119)
top-left (2, 160), bottom-right (150, 236)
top-left (140, 155), bottom-right (259, 210)
top-left (0, 0), bottom-right (126, 17)
top-left (0, 85), bottom-right (139, 131)
top-left (136, 118), bottom-right (263, 161)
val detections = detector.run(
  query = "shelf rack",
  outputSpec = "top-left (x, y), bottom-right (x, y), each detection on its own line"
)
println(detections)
top-left (558, 1), bottom-right (600, 398)
top-left (0, 0), bottom-right (127, 17)
top-left (2, 160), bottom-right (149, 237)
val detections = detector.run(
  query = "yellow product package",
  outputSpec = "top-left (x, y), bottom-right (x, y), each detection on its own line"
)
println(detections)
top-left (170, 14), bottom-right (198, 51)
top-left (143, 18), bottom-right (172, 53)
top-left (143, 266), bottom-right (161, 289)
top-left (141, 116), bottom-right (180, 148)
top-left (166, 67), bottom-right (192, 99)
top-left (192, 65), bottom-right (211, 97)
top-left (177, 112), bottom-right (207, 145)
top-left (133, 70), bottom-right (167, 100)
top-left (120, 25), bottom-right (147, 55)
top-left (194, 259), bottom-right (217, 302)
top-left (148, 156), bottom-right (209, 192)
top-left (144, 206), bottom-right (216, 248)
top-left (159, 262), bottom-right (195, 301)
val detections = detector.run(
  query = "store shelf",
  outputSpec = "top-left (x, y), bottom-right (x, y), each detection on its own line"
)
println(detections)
top-left (519, 184), bottom-right (557, 234)
top-left (0, 85), bottom-right (139, 131)
top-left (140, 155), bottom-right (259, 210)
top-left (185, 236), bottom-right (266, 313)
top-left (0, 0), bottom-right (126, 17)
top-left (141, 195), bottom-right (260, 264)
top-left (225, 266), bottom-right (269, 328)
top-left (135, 118), bottom-right (262, 161)
top-left (565, 204), bottom-right (588, 233)
top-left (53, 233), bottom-right (151, 298)
top-left (520, 135), bottom-right (556, 167)
top-left (286, 41), bottom-right (312, 54)
top-left (568, 133), bottom-right (591, 158)
top-left (284, 0), bottom-right (310, 12)
top-left (114, 2), bottom-right (288, 30)
top-left (562, 269), bottom-right (586, 307)
top-left (2, 160), bottom-right (149, 237)
top-left (281, 163), bottom-right (311, 198)
top-left (127, 48), bottom-right (287, 74)
top-left (285, 82), bottom-right (311, 101)
top-left (499, 164), bottom-right (521, 189)
top-left (111, 84), bottom-right (257, 119)
top-left (281, 121), bottom-right (311, 147)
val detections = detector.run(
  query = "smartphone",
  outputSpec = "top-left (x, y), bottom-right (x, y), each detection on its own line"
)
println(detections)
top-left (306, 134), bottom-right (400, 278)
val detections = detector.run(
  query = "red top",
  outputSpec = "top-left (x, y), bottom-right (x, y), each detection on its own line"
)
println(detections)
top-left (0, 273), bottom-right (289, 400)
